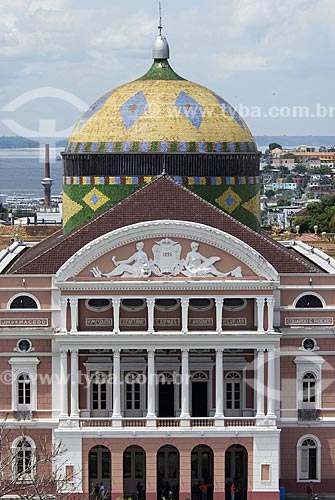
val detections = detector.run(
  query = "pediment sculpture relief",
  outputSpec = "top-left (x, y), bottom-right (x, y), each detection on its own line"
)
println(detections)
top-left (91, 239), bottom-right (243, 279)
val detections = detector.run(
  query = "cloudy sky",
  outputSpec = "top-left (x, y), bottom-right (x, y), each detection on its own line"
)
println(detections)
top-left (0, 0), bottom-right (334, 138)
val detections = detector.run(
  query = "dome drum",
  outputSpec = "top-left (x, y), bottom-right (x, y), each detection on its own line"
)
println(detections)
top-left (63, 151), bottom-right (260, 178)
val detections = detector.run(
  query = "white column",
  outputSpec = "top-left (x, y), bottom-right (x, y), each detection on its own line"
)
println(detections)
top-left (180, 349), bottom-right (190, 420)
top-left (60, 349), bottom-right (68, 418)
top-left (266, 297), bottom-right (275, 333)
top-left (215, 349), bottom-right (224, 421)
top-left (256, 348), bottom-right (265, 417)
top-left (215, 298), bottom-right (224, 333)
top-left (112, 298), bottom-right (121, 333)
top-left (69, 298), bottom-right (78, 333)
top-left (267, 348), bottom-right (276, 417)
top-left (70, 349), bottom-right (79, 419)
top-left (181, 298), bottom-right (189, 334)
top-left (256, 298), bottom-right (265, 333)
top-left (147, 298), bottom-right (155, 334)
top-left (60, 297), bottom-right (68, 333)
top-left (112, 349), bottom-right (121, 421)
top-left (146, 349), bottom-right (156, 423)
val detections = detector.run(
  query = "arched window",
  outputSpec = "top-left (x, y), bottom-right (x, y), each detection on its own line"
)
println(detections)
top-left (10, 295), bottom-right (38, 309)
top-left (17, 374), bottom-right (31, 406)
top-left (192, 371), bottom-right (208, 381)
top-left (13, 437), bottom-right (35, 479)
top-left (297, 436), bottom-right (321, 481)
top-left (295, 295), bottom-right (323, 308)
top-left (303, 373), bottom-right (316, 403)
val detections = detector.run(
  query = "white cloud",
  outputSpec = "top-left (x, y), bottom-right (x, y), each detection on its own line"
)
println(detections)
top-left (0, 0), bottom-right (334, 135)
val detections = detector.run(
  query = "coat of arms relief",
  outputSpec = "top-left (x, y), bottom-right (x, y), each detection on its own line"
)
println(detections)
top-left (91, 239), bottom-right (243, 279)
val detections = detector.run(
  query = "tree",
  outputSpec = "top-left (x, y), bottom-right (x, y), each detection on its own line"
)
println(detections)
top-left (293, 195), bottom-right (335, 233)
top-left (265, 189), bottom-right (275, 198)
top-left (311, 165), bottom-right (332, 175)
top-left (0, 421), bottom-right (83, 500)
top-left (269, 143), bottom-right (282, 151)
top-left (292, 164), bottom-right (307, 175)
top-left (278, 166), bottom-right (290, 177)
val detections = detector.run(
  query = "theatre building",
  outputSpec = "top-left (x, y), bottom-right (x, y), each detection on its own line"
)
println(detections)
top-left (0, 27), bottom-right (335, 500)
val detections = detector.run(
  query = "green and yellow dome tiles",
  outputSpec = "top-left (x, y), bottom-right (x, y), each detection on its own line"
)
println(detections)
top-left (63, 33), bottom-right (260, 233)
top-left (67, 66), bottom-right (255, 152)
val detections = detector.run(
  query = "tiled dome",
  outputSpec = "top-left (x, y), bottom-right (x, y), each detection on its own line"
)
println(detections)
top-left (67, 57), bottom-right (256, 154)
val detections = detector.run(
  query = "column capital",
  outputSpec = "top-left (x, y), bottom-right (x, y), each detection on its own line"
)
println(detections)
top-left (61, 297), bottom-right (68, 304)
top-left (256, 347), bottom-right (266, 353)
top-left (215, 297), bottom-right (224, 305)
top-left (215, 347), bottom-right (223, 354)
top-left (147, 348), bottom-right (155, 355)
top-left (146, 297), bottom-right (156, 305)
top-left (60, 348), bottom-right (68, 355)
top-left (181, 297), bottom-right (189, 305)
top-left (266, 296), bottom-right (276, 305)
top-left (69, 297), bottom-right (78, 305)
top-left (112, 297), bottom-right (121, 306)
top-left (256, 297), bottom-right (265, 305)
top-left (181, 348), bottom-right (189, 354)
top-left (70, 348), bottom-right (78, 355)
top-left (113, 348), bottom-right (121, 355)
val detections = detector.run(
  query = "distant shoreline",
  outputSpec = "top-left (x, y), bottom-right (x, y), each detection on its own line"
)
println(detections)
top-left (0, 136), bottom-right (334, 149)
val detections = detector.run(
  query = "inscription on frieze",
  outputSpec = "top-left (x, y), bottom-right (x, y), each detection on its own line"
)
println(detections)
top-left (223, 318), bottom-right (247, 326)
top-left (285, 317), bottom-right (333, 326)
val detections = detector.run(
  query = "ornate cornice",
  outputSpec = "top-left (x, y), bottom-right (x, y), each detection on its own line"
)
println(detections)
top-left (56, 280), bottom-right (278, 292)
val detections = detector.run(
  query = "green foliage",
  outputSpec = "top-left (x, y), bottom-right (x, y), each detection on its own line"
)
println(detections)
top-left (293, 195), bottom-right (335, 233)
top-left (279, 166), bottom-right (290, 177)
top-left (292, 163), bottom-right (307, 174)
top-left (277, 199), bottom-right (291, 207)
top-left (265, 189), bottom-right (275, 198)
top-left (269, 143), bottom-right (282, 151)
top-left (311, 165), bottom-right (332, 175)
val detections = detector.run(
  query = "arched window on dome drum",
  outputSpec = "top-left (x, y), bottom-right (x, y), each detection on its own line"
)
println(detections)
top-left (296, 295), bottom-right (323, 308)
top-left (10, 295), bottom-right (38, 309)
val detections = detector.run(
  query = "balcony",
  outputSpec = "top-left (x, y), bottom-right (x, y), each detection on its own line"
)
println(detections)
top-left (78, 416), bottom-right (257, 429)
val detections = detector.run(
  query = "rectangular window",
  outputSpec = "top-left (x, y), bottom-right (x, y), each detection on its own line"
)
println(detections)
top-left (89, 452), bottom-right (98, 479)
top-left (191, 452), bottom-right (198, 479)
top-left (123, 452), bottom-right (131, 479)
top-left (102, 452), bottom-right (110, 479)
top-left (135, 452), bottom-right (144, 479)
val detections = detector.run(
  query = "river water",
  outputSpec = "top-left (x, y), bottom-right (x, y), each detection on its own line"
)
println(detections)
top-left (0, 148), bottom-right (63, 198)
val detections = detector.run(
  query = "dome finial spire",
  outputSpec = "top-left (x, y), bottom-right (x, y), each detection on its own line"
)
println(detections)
top-left (153, 1), bottom-right (170, 60)
top-left (158, 1), bottom-right (162, 36)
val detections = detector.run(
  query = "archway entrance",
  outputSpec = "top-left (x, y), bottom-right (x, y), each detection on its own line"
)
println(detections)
top-left (191, 445), bottom-right (214, 500)
top-left (123, 445), bottom-right (146, 500)
top-left (157, 445), bottom-right (179, 500)
top-left (89, 445), bottom-right (111, 499)
top-left (225, 445), bottom-right (248, 500)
